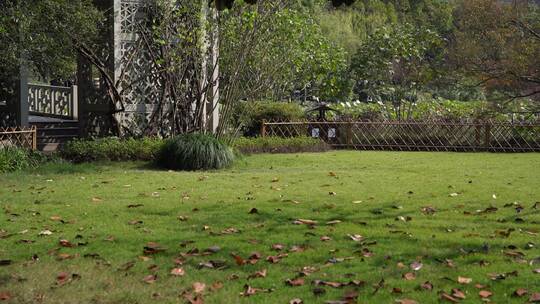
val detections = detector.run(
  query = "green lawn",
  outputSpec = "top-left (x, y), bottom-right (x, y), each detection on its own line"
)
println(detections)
top-left (1, 151), bottom-right (540, 304)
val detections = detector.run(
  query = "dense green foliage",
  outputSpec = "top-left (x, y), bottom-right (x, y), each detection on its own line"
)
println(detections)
top-left (0, 147), bottom-right (53, 173)
top-left (234, 101), bottom-right (305, 136)
top-left (234, 136), bottom-right (329, 154)
top-left (220, 1), bottom-right (350, 102)
top-left (61, 138), bottom-right (162, 163)
top-left (156, 133), bottom-right (235, 171)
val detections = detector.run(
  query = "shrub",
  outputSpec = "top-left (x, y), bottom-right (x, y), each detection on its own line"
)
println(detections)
top-left (0, 147), bottom-right (53, 173)
top-left (234, 101), bottom-right (305, 136)
top-left (233, 136), bottom-right (330, 154)
top-left (61, 137), bottom-right (163, 163)
top-left (156, 133), bottom-right (234, 171)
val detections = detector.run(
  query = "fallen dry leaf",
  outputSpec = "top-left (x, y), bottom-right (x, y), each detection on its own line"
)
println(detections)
top-left (247, 269), bottom-right (267, 279)
top-left (530, 293), bottom-right (540, 302)
top-left (478, 290), bottom-right (492, 298)
top-left (143, 274), bottom-right (157, 284)
top-left (170, 268), bottom-right (185, 276)
top-left (285, 278), bottom-right (305, 287)
top-left (440, 292), bottom-right (459, 303)
top-left (193, 282), bottom-right (206, 294)
top-left (289, 299), bottom-right (303, 304)
top-left (0, 292), bottom-right (12, 301)
top-left (421, 281), bottom-right (433, 291)
top-left (452, 288), bottom-right (466, 300)
top-left (458, 276), bottom-right (472, 284)
top-left (513, 288), bottom-right (528, 297)
top-left (293, 219), bottom-right (317, 225)
top-left (410, 261), bottom-right (423, 271)
top-left (403, 272), bottom-right (416, 280)
top-left (240, 284), bottom-right (272, 297)
top-left (347, 234), bottom-right (364, 242)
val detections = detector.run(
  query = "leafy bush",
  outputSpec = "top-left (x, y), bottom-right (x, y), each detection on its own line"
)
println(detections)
top-left (234, 136), bottom-right (330, 154)
top-left (234, 101), bottom-right (305, 136)
top-left (61, 137), bottom-right (163, 163)
top-left (156, 133), bottom-right (234, 171)
top-left (0, 147), bottom-right (53, 173)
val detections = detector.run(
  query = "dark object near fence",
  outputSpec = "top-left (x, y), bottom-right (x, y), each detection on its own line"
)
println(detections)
top-left (305, 104), bottom-right (341, 144)
top-left (0, 126), bottom-right (37, 150)
top-left (261, 120), bottom-right (540, 152)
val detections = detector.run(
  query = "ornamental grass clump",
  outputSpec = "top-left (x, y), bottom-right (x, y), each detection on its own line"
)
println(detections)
top-left (156, 133), bottom-right (234, 171)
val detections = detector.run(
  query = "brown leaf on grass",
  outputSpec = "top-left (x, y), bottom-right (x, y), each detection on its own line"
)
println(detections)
top-left (170, 268), bottom-right (185, 276)
top-left (271, 244), bottom-right (285, 251)
top-left (293, 219), bottom-right (317, 225)
top-left (267, 253), bottom-right (288, 264)
top-left (59, 239), bottom-right (74, 247)
top-left (326, 220), bottom-right (342, 225)
top-left (56, 272), bottom-right (80, 286)
top-left (396, 299), bottom-right (418, 304)
top-left (290, 245), bottom-right (307, 253)
top-left (478, 290), bottom-right (492, 298)
top-left (232, 253), bottom-right (246, 266)
top-left (392, 287), bottom-right (403, 294)
top-left (210, 281), bottom-right (223, 291)
top-left (193, 282), bottom-right (206, 294)
top-left (421, 206), bottom-right (436, 215)
top-left (56, 253), bottom-right (76, 261)
top-left (513, 288), bottom-right (528, 297)
top-left (403, 272), bottom-right (416, 280)
top-left (299, 266), bottom-right (318, 276)
top-left (347, 234), bottom-right (364, 242)
top-left (289, 299), bottom-right (303, 304)
top-left (50, 215), bottom-right (62, 221)
top-left (439, 292), bottom-right (459, 303)
top-left (248, 208), bottom-right (258, 214)
top-left (247, 269), bottom-right (267, 279)
top-left (312, 280), bottom-right (342, 288)
top-left (458, 276), bottom-right (472, 284)
top-left (534, 269), bottom-right (540, 274)
top-left (118, 261), bottom-right (135, 271)
top-left (220, 227), bottom-right (239, 235)
top-left (181, 291), bottom-right (204, 304)
top-left (240, 285), bottom-right (272, 297)
top-left (143, 274), bottom-right (157, 284)
top-left (420, 281), bottom-right (433, 291)
top-left (410, 261), bottom-right (423, 271)
top-left (452, 288), bottom-right (466, 299)
top-left (143, 242), bottom-right (166, 254)
top-left (0, 292), bottom-right (12, 301)
top-left (320, 236), bottom-right (331, 242)
top-left (91, 197), bottom-right (103, 203)
top-left (529, 293), bottom-right (540, 302)
top-left (285, 278), bottom-right (305, 287)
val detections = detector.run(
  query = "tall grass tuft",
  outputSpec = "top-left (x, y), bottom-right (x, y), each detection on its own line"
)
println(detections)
top-left (0, 147), bottom-right (54, 173)
top-left (156, 133), bottom-right (235, 171)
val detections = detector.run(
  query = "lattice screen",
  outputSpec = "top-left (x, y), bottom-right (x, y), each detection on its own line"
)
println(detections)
top-left (116, 0), bottom-right (161, 135)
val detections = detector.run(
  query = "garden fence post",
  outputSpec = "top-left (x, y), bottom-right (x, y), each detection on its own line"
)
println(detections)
top-left (346, 122), bottom-right (353, 149)
top-left (32, 126), bottom-right (37, 150)
top-left (484, 122), bottom-right (492, 151)
top-left (261, 120), bottom-right (266, 137)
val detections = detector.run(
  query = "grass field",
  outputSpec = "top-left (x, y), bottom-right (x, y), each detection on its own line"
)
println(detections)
top-left (1, 151), bottom-right (539, 304)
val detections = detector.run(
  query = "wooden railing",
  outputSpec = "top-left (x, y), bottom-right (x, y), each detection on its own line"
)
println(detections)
top-left (261, 120), bottom-right (540, 152)
top-left (28, 83), bottom-right (78, 120)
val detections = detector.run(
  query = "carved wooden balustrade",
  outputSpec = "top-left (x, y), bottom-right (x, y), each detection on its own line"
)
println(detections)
top-left (28, 83), bottom-right (78, 120)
